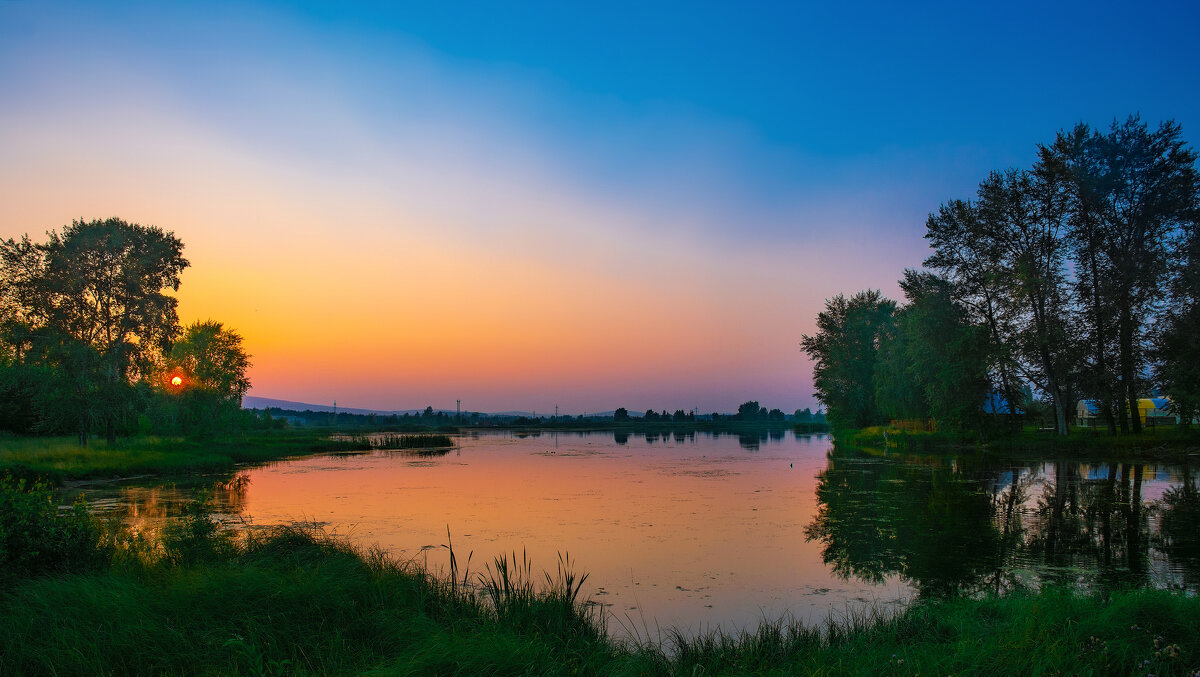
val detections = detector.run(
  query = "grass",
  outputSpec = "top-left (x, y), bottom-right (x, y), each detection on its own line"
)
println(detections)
top-left (0, 523), bottom-right (618, 676)
top-left (640, 589), bottom-right (1200, 676)
top-left (0, 430), bottom-right (461, 484)
top-left (0, 430), bottom-right (389, 483)
top-left (3, 506), bottom-right (1199, 675)
top-left (341, 433), bottom-right (457, 450)
top-left (840, 424), bottom-right (1200, 460)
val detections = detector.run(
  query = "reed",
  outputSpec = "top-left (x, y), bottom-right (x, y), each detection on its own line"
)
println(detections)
top-left (371, 433), bottom-right (455, 449)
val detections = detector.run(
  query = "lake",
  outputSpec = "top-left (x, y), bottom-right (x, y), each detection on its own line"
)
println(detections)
top-left (63, 430), bottom-right (1200, 638)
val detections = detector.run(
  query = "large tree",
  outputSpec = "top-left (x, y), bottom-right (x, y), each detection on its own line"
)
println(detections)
top-left (924, 200), bottom-right (1023, 430)
top-left (801, 290), bottom-right (895, 430)
top-left (927, 169), bottom-right (1078, 435)
top-left (1043, 117), bottom-right (1199, 433)
top-left (0, 218), bottom-right (188, 444)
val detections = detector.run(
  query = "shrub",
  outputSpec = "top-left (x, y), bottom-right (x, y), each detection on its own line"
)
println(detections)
top-left (159, 497), bottom-right (237, 565)
top-left (0, 474), bottom-right (107, 581)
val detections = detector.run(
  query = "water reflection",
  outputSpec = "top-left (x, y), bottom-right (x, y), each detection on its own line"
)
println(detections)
top-left (1157, 465), bottom-right (1200, 587)
top-left (58, 432), bottom-right (1198, 637)
top-left (62, 473), bottom-right (251, 539)
top-left (804, 446), bottom-right (1196, 597)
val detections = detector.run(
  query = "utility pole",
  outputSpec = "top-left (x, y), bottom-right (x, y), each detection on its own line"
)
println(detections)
top-left (456, 399), bottom-right (461, 422)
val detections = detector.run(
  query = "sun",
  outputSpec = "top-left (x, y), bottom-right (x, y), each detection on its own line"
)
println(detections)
top-left (171, 376), bottom-right (183, 387)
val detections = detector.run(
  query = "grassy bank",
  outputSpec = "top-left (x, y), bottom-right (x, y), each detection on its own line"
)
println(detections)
top-left (841, 425), bottom-right (1200, 460)
top-left (2, 478), bottom-right (1198, 675)
top-left (0, 430), bottom-right (387, 483)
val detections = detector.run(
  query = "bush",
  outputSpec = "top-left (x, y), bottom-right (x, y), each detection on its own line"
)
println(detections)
top-left (159, 497), bottom-right (237, 565)
top-left (0, 474), bottom-right (108, 581)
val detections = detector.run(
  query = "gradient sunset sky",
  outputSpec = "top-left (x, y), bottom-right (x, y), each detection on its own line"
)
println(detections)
top-left (2, 1), bottom-right (1198, 414)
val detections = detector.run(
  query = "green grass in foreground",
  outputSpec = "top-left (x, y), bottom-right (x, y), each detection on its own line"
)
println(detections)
top-left (3, 518), bottom-right (1199, 675)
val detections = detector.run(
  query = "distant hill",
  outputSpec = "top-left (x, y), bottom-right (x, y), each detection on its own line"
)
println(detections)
top-left (241, 396), bottom-right (533, 418)
top-left (242, 396), bottom-right (419, 416)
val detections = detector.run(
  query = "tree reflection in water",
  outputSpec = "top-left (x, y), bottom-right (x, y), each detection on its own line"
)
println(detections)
top-left (805, 446), bottom-right (1195, 598)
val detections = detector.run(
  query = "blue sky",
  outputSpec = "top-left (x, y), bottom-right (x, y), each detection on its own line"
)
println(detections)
top-left (1, 0), bottom-right (1198, 412)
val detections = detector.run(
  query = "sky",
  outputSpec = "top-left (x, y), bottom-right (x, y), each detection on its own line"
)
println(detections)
top-left (2, 0), bottom-right (1198, 414)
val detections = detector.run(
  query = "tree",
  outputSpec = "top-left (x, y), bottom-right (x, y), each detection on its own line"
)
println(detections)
top-left (925, 200), bottom-right (1023, 430)
top-left (613, 407), bottom-right (630, 422)
top-left (873, 305), bottom-right (927, 422)
top-left (1042, 117), bottom-right (1199, 433)
top-left (801, 290), bottom-right (896, 429)
top-left (164, 321), bottom-right (251, 433)
top-left (876, 270), bottom-right (991, 431)
top-left (1042, 124), bottom-right (1123, 433)
top-left (926, 169), bottom-right (1077, 435)
top-left (0, 219), bottom-right (188, 444)
top-left (1155, 218), bottom-right (1200, 427)
top-left (736, 400), bottom-right (761, 421)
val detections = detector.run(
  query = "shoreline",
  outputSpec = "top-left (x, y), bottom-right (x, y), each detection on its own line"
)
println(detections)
top-left (2, 517), bottom-right (1197, 675)
top-left (836, 425), bottom-right (1200, 462)
top-left (0, 423), bottom-right (830, 484)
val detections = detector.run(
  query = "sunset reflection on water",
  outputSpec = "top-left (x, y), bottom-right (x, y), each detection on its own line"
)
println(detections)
top-left (234, 431), bottom-right (893, 636)
top-left (64, 430), bottom-right (1200, 637)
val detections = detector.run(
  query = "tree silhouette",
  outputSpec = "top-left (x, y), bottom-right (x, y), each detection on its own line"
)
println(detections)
top-left (736, 401), bottom-right (761, 421)
top-left (0, 219), bottom-right (188, 444)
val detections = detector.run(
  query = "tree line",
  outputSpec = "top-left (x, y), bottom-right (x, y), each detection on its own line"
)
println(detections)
top-left (614, 401), bottom-right (793, 423)
top-left (803, 116), bottom-right (1200, 435)
top-left (0, 218), bottom-right (251, 443)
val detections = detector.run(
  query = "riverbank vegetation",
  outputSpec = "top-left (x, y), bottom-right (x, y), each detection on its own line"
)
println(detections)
top-left (0, 430), bottom-right (383, 483)
top-left (845, 423), bottom-right (1200, 458)
top-left (803, 116), bottom-right (1200, 447)
top-left (2, 477), bottom-right (1198, 675)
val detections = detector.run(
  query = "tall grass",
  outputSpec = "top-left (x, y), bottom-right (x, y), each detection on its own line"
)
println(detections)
top-left (357, 433), bottom-right (456, 450)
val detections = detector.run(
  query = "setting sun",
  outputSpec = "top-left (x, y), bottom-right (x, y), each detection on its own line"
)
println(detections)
top-left (171, 376), bottom-right (183, 387)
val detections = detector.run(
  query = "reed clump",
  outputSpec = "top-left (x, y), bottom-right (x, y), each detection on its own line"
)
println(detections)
top-left (371, 433), bottom-right (455, 450)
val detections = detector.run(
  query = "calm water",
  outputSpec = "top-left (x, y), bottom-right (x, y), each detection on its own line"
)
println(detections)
top-left (63, 431), bottom-right (1200, 637)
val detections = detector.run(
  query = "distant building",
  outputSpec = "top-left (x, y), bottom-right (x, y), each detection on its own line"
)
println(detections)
top-left (1076, 399), bottom-right (1101, 426)
top-left (1140, 397), bottom-right (1173, 425)
top-left (983, 393), bottom-right (1019, 415)
top-left (1076, 397), bottom-right (1183, 426)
